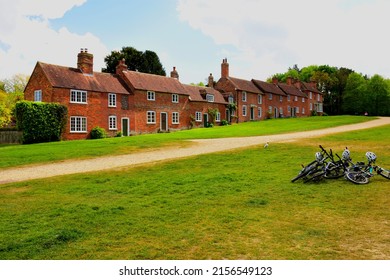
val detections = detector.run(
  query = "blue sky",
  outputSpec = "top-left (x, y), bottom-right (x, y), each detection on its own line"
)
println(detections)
top-left (1, 0), bottom-right (390, 85)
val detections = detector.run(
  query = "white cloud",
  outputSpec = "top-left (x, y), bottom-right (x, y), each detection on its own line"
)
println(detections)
top-left (177, 0), bottom-right (390, 80)
top-left (0, 0), bottom-right (108, 79)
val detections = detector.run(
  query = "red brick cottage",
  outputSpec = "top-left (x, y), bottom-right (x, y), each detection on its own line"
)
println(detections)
top-left (24, 50), bottom-right (228, 139)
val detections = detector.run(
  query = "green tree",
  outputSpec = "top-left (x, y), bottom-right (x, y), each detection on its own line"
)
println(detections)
top-left (102, 46), bottom-right (166, 76)
top-left (342, 72), bottom-right (367, 115)
top-left (366, 74), bottom-right (390, 116)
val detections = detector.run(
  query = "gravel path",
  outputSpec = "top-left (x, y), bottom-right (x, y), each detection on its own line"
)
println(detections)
top-left (1, 117), bottom-right (389, 184)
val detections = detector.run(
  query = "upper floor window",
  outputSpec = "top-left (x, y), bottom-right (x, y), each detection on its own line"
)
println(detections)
top-left (147, 91), bottom-right (155, 101)
top-left (317, 94), bottom-right (321, 102)
top-left (70, 90), bottom-right (87, 104)
top-left (294, 96), bottom-right (298, 102)
top-left (279, 95), bottom-right (283, 102)
top-left (108, 93), bottom-right (116, 107)
top-left (269, 93), bottom-right (273, 100)
top-left (287, 95), bottom-right (291, 102)
top-left (228, 96), bottom-right (234, 104)
top-left (258, 94), bottom-right (262, 105)
top-left (309, 92), bottom-right (313, 99)
top-left (172, 94), bottom-right (179, 103)
top-left (34, 90), bottom-right (42, 102)
top-left (206, 94), bottom-right (214, 102)
top-left (242, 91), bottom-right (247, 102)
top-left (302, 97), bottom-right (305, 103)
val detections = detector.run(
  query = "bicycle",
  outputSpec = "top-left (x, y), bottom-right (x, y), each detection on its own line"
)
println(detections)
top-left (344, 151), bottom-right (390, 184)
top-left (291, 147), bottom-right (329, 183)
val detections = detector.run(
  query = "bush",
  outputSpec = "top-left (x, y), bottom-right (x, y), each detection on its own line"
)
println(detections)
top-left (221, 120), bottom-right (229, 126)
top-left (90, 126), bottom-right (107, 139)
top-left (14, 101), bottom-right (67, 144)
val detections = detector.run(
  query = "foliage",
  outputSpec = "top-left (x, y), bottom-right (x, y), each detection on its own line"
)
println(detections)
top-left (102, 46), bottom-right (166, 76)
top-left (207, 108), bottom-right (219, 125)
top-left (90, 126), bottom-right (107, 139)
top-left (14, 101), bottom-right (68, 144)
top-left (221, 119), bottom-right (229, 126)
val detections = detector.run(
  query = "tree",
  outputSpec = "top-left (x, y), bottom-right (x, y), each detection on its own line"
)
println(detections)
top-left (342, 72), bottom-right (367, 115)
top-left (366, 75), bottom-right (390, 116)
top-left (102, 46), bottom-right (166, 76)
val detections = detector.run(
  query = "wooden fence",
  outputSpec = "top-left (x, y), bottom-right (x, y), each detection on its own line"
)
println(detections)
top-left (0, 130), bottom-right (23, 144)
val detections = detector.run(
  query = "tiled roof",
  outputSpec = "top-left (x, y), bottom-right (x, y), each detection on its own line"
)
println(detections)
top-left (251, 79), bottom-right (286, 96)
top-left (182, 84), bottom-right (227, 104)
top-left (301, 82), bottom-right (322, 94)
top-left (228, 77), bottom-right (263, 94)
top-left (38, 62), bottom-right (130, 94)
top-left (122, 70), bottom-right (188, 95)
top-left (277, 83), bottom-right (307, 97)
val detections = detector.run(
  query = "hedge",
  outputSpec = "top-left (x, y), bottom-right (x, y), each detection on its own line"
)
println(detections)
top-left (15, 101), bottom-right (68, 144)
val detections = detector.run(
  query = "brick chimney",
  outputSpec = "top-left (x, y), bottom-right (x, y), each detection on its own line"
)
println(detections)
top-left (272, 77), bottom-right (278, 84)
top-left (77, 48), bottom-right (93, 75)
top-left (170, 66), bottom-right (179, 80)
top-left (221, 58), bottom-right (229, 78)
top-left (116, 58), bottom-right (128, 75)
top-left (208, 73), bottom-right (214, 87)
top-left (286, 76), bottom-right (293, 85)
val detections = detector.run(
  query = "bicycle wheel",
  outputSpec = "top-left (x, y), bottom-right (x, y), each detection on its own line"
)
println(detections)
top-left (324, 163), bottom-right (345, 179)
top-left (345, 172), bottom-right (370, 185)
top-left (291, 161), bottom-right (317, 183)
top-left (377, 167), bottom-right (390, 179)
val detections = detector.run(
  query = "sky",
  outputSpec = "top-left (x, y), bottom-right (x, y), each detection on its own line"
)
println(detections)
top-left (1, 0), bottom-right (390, 85)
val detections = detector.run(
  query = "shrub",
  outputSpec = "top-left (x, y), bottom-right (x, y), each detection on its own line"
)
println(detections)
top-left (90, 126), bottom-right (107, 139)
top-left (221, 120), bottom-right (229, 126)
top-left (14, 101), bottom-right (68, 144)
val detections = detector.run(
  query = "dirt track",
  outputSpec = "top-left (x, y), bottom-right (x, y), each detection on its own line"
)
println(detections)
top-left (1, 117), bottom-right (389, 184)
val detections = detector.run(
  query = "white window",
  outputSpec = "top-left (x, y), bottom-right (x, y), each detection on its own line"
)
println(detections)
top-left (268, 106), bottom-right (272, 113)
top-left (269, 93), bottom-right (273, 100)
top-left (172, 112), bottom-right (179, 124)
top-left (242, 91), bottom-right (247, 102)
top-left (287, 95), bottom-right (291, 102)
top-left (294, 96), bottom-right (298, 102)
top-left (206, 94), bottom-right (214, 102)
top-left (258, 94), bottom-right (262, 104)
top-left (287, 106), bottom-right (291, 115)
top-left (70, 116), bottom-right (87, 133)
top-left (296, 107), bottom-right (300, 113)
top-left (228, 96), bottom-right (234, 104)
top-left (309, 92), bottom-right (313, 99)
top-left (280, 107), bottom-right (283, 115)
top-left (195, 111), bottom-right (202, 122)
top-left (310, 103), bottom-right (313, 111)
top-left (34, 90), bottom-right (42, 102)
top-left (109, 116), bottom-right (117, 130)
top-left (302, 107), bottom-right (305, 114)
top-left (317, 94), bottom-right (321, 102)
top-left (147, 111), bottom-right (156, 123)
top-left (215, 112), bottom-right (221, 122)
top-left (108, 93), bottom-right (116, 107)
top-left (258, 107), bottom-right (262, 118)
top-left (147, 91), bottom-right (155, 101)
top-left (242, 105), bottom-right (247, 116)
top-left (70, 90), bottom-right (87, 104)
top-left (280, 95), bottom-right (283, 102)
top-left (302, 97), bottom-right (305, 103)
top-left (172, 94), bottom-right (179, 103)
top-left (317, 103), bottom-right (323, 112)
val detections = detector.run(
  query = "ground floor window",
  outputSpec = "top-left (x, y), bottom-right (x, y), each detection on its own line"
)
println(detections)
top-left (195, 111), bottom-right (202, 122)
top-left (147, 111), bottom-right (156, 124)
top-left (34, 90), bottom-right (42, 102)
top-left (172, 112), bottom-right (179, 124)
top-left (242, 105), bottom-right (247, 116)
top-left (109, 116), bottom-right (117, 130)
top-left (70, 116), bottom-right (87, 132)
top-left (215, 112), bottom-right (221, 122)
top-left (258, 107), bottom-right (262, 118)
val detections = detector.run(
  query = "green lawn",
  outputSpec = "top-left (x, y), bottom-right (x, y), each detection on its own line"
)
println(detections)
top-left (0, 116), bottom-right (375, 169)
top-left (0, 122), bottom-right (389, 260)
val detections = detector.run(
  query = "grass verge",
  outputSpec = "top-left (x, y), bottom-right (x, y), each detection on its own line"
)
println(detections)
top-left (0, 124), bottom-right (389, 259)
top-left (0, 116), bottom-right (375, 169)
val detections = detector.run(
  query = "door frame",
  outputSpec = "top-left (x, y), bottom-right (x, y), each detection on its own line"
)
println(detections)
top-left (121, 117), bottom-right (130, 136)
top-left (160, 112), bottom-right (168, 132)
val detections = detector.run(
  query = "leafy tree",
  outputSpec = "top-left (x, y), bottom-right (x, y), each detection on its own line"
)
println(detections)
top-left (342, 72), bottom-right (367, 114)
top-left (365, 74), bottom-right (390, 116)
top-left (102, 46), bottom-right (166, 76)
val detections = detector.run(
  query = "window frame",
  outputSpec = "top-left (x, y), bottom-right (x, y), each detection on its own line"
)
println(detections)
top-left (34, 90), bottom-right (42, 102)
top-left (242, 105), bottom-right (247, 117)
top-left (258, 94), bottom-right (262, 105)
top-left (242, 91), bottom-right (247, 102)
top-left (70, 116), bottom-right (87, 133)
top-left (108, 93), bottom-right (117, 107)
top-left (172, 94), bottom-right (179, 103)
top-left (70, 89), bottom-right (87, 104)
top-left (206, 94), bottom-right (215, 102)
top-left (147, 91), bottom-right (155, 101)
top-left (195, 111), bottom-right (202, 122)
top-left (147, 111), bottom-right (156, 124)
top-left (109, 115), bottom-right (117, 130)
top-left (172, 112), bottom-right (179, 124)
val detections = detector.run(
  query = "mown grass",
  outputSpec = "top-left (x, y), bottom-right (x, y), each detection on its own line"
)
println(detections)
top-left (0, 116), bottom-right (375, 169)
top-left (0, 124), bottom-right (389, 260)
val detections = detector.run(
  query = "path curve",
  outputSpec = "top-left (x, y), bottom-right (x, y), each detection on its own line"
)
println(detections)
top-left (1, 117), bottom-right (389, 184)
